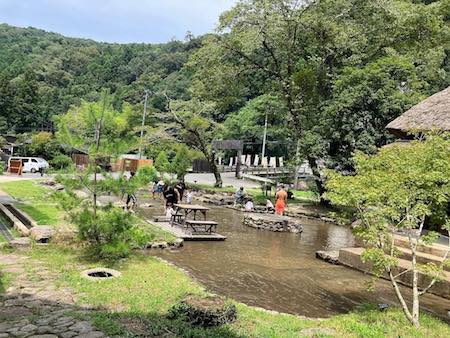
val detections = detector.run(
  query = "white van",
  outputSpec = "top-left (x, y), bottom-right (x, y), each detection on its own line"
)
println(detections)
top-left (8, 157), bottom-right (49, 173)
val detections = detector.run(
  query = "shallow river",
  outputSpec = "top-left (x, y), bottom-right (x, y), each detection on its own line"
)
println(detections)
top-left (140, 205), bottom-right (450, 319)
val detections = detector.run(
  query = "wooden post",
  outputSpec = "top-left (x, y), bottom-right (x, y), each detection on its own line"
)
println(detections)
top-left (236, 149), bottom-right (242, 179)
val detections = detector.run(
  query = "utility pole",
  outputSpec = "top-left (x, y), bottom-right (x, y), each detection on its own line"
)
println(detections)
top-left (138, 89), bottom-right (151, 159)
top-left (261, 109), bottom-right (268, 160)
top-left (294, 139), bottom-right (301, 189)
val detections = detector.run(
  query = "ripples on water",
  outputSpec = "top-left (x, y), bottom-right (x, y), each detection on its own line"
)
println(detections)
top-left (140, 205), bottom-right (450, 319)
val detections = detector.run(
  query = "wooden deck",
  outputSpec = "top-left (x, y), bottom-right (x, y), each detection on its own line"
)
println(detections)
top-left (145, 220), bottom-right (227, 241)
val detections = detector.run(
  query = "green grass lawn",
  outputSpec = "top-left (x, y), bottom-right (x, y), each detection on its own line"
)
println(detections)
top-left (0, 180), bottom-right (50, 201)
top-left (26, 245), bottom-right (450, 338)
top-left (0, 268), bottom-right (11, 294)
top-left (0, 180), bottom-right (62, 226)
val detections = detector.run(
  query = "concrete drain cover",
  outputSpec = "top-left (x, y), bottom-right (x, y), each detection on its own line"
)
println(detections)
top-left (81, 268), bottom-right (121, 281)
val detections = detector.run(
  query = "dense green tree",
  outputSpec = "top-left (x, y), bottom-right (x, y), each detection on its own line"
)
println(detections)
top-left (326, 134), bottom-right (450, 327)
top-left (190, 0), bottom-right (449, 198)
top-left (165, 97), bottom-right (223, 187)
top-left (170, 145), bottom-right (192, 180)
top-left (154, 151), bottom-right (170, 174)
top-left (54, 93), bottom-right (143, 258)
top-left (221, 94), bottom-right (290, 157)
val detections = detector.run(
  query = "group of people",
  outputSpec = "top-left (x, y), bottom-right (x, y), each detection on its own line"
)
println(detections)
top-left (123, 172), bottom-right (288, 217)
top-left (234, 185), bottom-right (288, 216)
top-left (152, 179), bottom-right (194, 217)
top-left (122, 174), bottom-right (194, 214)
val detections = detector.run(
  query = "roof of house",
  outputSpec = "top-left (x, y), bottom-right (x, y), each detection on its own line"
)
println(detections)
top-left (386, 86), bottom-right (450, 137)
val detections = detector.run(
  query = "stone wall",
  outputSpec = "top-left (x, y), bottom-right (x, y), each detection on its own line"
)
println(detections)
top-left (243, 214), bottom-right (302, 233)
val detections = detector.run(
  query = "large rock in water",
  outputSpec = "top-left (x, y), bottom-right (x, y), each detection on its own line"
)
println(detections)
top-left (168, 295), bottom-right (237, 327)
top-left (243, 214), bottom-right (303, 233)
top-left (315, 250), bottom-right (340, 264)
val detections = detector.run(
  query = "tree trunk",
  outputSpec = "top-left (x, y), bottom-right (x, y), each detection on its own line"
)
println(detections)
top-left (307, 156), bottom-right (328, 205)
top-left (209, 154), bottom-right (223, 188)
top-left (388, 269), bottom-right (414, 324)
top-left (411, 246), bottom-right (420, 327)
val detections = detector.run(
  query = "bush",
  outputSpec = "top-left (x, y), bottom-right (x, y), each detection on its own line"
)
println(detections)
top-left (136, 165), bottom-right (158, 184)
top-left (155, 151), bottom-right (170, 173)
top-left (72, 205), bottom-right (136, 259)
top-left (50, 154), bottom-right (73, 170)
top-left (168, 295), bottom-right (237, 328)
top-left (0, 161), bottom-right (5, 175)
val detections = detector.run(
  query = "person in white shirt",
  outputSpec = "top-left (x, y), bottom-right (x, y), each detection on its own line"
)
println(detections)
top-left (266, 199), bottom-right (275, 213)
top-left (244, 199), bottom-right (254, 212)
top-left (165, 204), bottom-right (175, 218)
top-left (186, 190), bottom-right (194, 204)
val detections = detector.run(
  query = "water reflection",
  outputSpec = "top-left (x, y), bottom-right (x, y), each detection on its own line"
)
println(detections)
top-left (140, 206), bottom-right (450, 319)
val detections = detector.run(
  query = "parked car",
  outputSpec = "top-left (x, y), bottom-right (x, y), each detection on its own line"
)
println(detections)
top-left (8, 157), bottom-right (49, 173)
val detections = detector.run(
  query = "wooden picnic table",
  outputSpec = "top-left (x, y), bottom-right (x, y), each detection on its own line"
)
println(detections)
top-left (171, 204), bottom-right (217, 234)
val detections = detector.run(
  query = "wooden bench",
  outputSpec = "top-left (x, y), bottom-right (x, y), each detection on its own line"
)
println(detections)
top-left (170, 213), bottom-right (184, 226)
top-left (185, 220), bottom-right (218, 234)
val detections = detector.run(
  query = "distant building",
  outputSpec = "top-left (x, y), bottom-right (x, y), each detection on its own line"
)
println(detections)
top-left (0, 135), bottom-right (31, 157)
top-left (386, 86), bottom-right (450, 138)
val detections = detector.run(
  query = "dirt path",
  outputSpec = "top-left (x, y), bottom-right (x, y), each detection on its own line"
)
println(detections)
top-left (0, 251), bottom-right (108, 338)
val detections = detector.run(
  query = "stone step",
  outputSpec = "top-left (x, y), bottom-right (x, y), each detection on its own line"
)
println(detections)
top-left (394, 234), bottom-right (449, 258)
top-left (339, 247), bottom-right (450, 300)
top-left (0, 203), bottom-right (30, 236)
top-left (395, 246), bottom-right (450, 272)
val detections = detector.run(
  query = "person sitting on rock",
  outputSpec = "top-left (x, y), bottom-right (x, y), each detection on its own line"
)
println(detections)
top-left (244, 198), bottom-right (254, 212)
top-left (234, 187), bottom-right (246, 206)
top-left (266, 199), bottom-right (275, 213)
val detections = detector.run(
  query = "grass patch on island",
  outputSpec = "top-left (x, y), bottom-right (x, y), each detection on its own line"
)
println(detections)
top-left (24, 244), bottom-right (450, 338)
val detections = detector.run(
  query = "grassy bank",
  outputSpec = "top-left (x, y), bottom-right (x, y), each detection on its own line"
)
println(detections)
top-left (0, 268), bottom-right (11, 294)
top-left (0, 180), bottom-right (176, 243)
top-left (25, 244), bottom-right (450, 338)
top-left (0, 180), bottom-right (61, 226)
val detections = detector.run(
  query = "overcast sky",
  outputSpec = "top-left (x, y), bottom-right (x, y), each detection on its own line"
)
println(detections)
top-left (0, 0), bottom-right (236, 43)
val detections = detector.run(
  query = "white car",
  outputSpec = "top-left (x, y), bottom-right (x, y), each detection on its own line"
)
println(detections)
top-left (8, 157), bottom-right (49, 173)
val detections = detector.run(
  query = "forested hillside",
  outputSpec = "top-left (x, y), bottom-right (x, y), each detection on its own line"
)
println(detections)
top-left (0, 23), bottom-right (200, 133)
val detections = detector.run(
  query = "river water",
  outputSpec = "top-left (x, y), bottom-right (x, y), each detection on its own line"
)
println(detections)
top-left (140, 205), bottom-right (450, 319)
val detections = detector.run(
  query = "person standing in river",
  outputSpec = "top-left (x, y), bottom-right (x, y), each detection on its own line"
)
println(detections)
top-left (275, 185), bottom-right (287, 215)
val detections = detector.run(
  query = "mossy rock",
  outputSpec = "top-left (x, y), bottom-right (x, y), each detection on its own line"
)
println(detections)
top-left (168, 295), bottom-right (237, 327)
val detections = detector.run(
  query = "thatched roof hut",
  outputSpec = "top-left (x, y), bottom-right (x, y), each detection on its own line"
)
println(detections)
top-left (386, 86), bottom-right (450, 138)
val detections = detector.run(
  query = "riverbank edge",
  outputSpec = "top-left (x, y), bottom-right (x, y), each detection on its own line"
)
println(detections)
top-left (5, 243), bottom-right (450, 337)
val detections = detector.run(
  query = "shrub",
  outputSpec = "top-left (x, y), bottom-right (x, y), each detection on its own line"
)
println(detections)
top-left (0, 161), bottom-right (5, 175)
top-left (50, 154), bottom-right (73, 170)
top-left (136, 165), bottom-right (158, 184)
top-left (155, 151), bottom-right (170, 173)
top-left (168, 295), bottom-right (237, 328)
